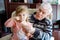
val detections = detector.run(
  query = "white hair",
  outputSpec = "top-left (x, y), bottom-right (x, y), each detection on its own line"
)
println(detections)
top-left (40, 2), bottom-right (52, 14)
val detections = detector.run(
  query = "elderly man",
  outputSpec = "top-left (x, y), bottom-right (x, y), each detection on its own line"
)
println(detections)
top-left (21, 2), bottom-right (53, 40)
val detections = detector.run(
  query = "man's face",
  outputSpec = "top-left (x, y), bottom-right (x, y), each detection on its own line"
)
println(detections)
top-left (36, 7), bottom-right (49, 20)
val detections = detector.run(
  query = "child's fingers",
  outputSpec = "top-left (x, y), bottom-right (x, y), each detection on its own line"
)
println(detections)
top-left (27, 33), bottom-right (33, 38)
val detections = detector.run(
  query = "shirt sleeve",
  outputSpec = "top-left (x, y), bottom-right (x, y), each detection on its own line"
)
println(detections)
top-left (4, 18), bottom-right (16, 27)
top-left (32, 20), bottom-right (52, 39)
top-left (44, 20), bottom-right (53, 36)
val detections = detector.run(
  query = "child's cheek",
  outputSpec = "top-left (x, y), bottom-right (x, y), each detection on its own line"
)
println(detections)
top-left (23, 16), bottom-right (27, 21)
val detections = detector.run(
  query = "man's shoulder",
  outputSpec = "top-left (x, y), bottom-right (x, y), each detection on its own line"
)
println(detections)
top-left (29, 13), bottom-right (35, 23)
top-left (44, 18), bottom-right (52, 26)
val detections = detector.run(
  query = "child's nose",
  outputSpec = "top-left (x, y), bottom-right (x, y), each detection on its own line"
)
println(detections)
top-left (22, 16), bottom-right (25, 19)
top-left (39, 12), bottom-right (42, 15)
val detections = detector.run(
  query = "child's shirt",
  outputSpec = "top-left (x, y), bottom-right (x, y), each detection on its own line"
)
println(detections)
top-left (5, 18), bottom-right (28, 40)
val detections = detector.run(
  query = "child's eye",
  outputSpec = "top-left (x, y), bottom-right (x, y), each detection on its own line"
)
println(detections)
top-left (23, 14), bottom-right (25, 16)
top-left (39, 9), bottom-right (41, 12)
top-left (18, 14), bottom-right (21, 16)
top-left (42, 12), bottom-right (45, 14)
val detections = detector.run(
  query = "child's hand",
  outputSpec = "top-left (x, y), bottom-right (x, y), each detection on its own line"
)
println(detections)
top-left (4, 18), bottom-right (15, 27)
top-left (27, 33), bottom-right (33, 38)
top-left (21, 21), bottom-right (35, 34)
top-left (14, 16), bottom-right (20, 21)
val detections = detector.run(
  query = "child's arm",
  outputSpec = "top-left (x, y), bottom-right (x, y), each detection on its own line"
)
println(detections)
top-left (4, 18), bottom-right (16, 27)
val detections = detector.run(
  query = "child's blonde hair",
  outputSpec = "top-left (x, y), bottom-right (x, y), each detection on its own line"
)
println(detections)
top-left (15, 5), bottom-right (28, 16)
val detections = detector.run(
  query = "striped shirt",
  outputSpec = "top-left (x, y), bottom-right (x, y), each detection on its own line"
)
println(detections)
top-left (29, 13), bottom-right (53, 40)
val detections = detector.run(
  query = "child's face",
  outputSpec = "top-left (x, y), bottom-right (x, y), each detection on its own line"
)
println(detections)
top-left (36, 7), bottom-right (49, 20)
top-left (17, 12), bottom-right (28, 21)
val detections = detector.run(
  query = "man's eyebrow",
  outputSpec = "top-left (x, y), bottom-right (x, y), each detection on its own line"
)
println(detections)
top-left (39, 8), bottom-right (46, 13)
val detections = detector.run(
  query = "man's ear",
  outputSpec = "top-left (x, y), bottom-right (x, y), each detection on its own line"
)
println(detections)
top-left (46, 13), bottom-right (53, 20)
top-left (46, 14), bottom-right (49, 19)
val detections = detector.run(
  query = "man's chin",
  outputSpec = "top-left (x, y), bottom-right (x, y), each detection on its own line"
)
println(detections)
top-left (39, 18), bottom-right (44, 20)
